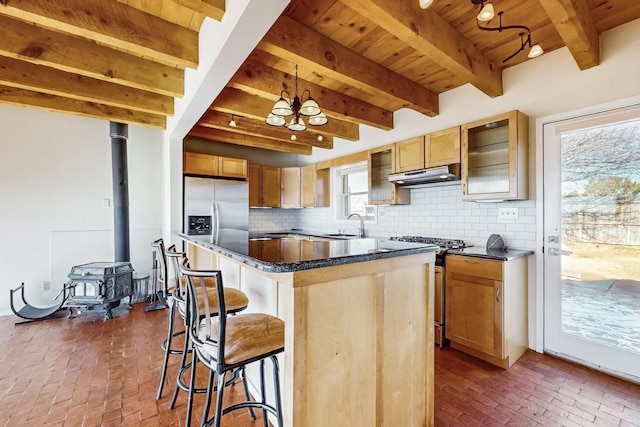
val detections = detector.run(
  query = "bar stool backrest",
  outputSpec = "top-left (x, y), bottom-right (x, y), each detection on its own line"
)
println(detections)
top-left (151, 238), bottom-right (168, 295)
top-left (180, 259), bottom-right (226, 372)
top-left (165, 246), bottom-right (187, 306)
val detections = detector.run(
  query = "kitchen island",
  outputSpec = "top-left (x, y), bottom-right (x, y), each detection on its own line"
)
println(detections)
top-left (180, 232), bottom-right (438, 427)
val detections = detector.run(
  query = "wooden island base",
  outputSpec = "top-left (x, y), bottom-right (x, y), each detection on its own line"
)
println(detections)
top-left (186, 242), bottom-right (435, 427)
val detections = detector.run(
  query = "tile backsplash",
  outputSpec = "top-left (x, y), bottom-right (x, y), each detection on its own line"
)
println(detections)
top-left (250, 183), bottom-right (536, 250)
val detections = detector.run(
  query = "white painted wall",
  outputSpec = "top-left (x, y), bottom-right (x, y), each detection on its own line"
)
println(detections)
top-left (0, 106), bottom-right (163, 315)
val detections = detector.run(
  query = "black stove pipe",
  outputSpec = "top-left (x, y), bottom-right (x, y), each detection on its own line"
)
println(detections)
top-left (110, 122), bottom-right (130, 262)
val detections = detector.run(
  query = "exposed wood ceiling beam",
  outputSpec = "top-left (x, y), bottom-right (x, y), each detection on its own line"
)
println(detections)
top-left (0, 0), bottom-right (199, 69)
top-left (339, 0), bottom-right (503, 98)
top-left (189, 126), bottom-right (313, 155)
top-left (259, 15), bottom-right (440, 116)
top-left (0, 56), bottom-right (174, 115)
top-left (0, 15), bottom-right (184, 97)
top-left (198, 111), bottom-right (333, 149)
top-left (213, 87), bottom-right (360, 141)
top-left (170, 0), bottom-right (225, 22)
top-left (538, 0), bottom-right (599, 70)
top-left (230, 60), bottom-right (394, 130)
top-left (0, 84), bottom-right (166, 128)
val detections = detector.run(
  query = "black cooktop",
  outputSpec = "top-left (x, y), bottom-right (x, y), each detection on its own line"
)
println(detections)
top-left (389, 236), bottom-right (467, 250)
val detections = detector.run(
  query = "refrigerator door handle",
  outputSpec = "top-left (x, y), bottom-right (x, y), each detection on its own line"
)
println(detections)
top-left (211, 202), bottom-right (220, 242)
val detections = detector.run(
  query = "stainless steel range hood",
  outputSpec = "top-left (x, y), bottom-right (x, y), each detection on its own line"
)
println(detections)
top-left (388, 164), bottom-right (461, 187)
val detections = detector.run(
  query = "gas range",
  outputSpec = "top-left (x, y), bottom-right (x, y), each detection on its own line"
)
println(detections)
top-left (389, 236), bottom-right (469, 266)
top-left (389, 236), bottom-right (468, 251)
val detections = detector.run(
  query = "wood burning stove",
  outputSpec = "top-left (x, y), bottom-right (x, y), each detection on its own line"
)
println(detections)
top-left (62, 261), bottom-right (134, 320)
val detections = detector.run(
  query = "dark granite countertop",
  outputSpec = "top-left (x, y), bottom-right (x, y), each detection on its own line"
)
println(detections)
top-left (179, 232), bottom-right (437, 273)
top-left (447, 246), bottom-right (534, 261)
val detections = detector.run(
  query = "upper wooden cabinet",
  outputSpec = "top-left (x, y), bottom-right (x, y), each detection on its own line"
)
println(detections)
top-left (461, 110), bottom-right (528, 201)
top-left (218, 156), bottom-right (247, 179)
top-left (249, 164), bottom-right (281, 208)
top-left (183, 152), bottom-right (248, 179)
top-left (183, 152), bottom-right (218, 176)
top-left (425, 126), bottom-right (461, 167)
top-left (395, 128), bottom-right (461, 173)
top-left (395, 136), bottom-right (425, 172)
top-left (368, 144), bottom-right (410, 205)
top-left (281, 167), bottom-right (302, 208)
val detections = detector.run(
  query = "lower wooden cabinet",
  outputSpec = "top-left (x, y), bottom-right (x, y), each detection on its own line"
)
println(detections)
top-left (445, 254), bottom-right (528, 369)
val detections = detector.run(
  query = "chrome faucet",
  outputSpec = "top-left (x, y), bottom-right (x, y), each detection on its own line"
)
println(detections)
top-left (348, 213), bottom-right (365, 238)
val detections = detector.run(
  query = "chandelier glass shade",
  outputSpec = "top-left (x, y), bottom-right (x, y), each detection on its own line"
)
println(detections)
top-left (265, 65), bottom-right (328, 132)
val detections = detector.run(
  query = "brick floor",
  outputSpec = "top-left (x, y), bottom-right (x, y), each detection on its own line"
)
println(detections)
top-left (1, 304), bottom-right (639, 426)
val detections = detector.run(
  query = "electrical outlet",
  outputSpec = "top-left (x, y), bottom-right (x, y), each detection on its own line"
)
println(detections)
top-left (498, 207), bottom-right (519, 220)
top-left (43, 280), bottom-right (51, 291)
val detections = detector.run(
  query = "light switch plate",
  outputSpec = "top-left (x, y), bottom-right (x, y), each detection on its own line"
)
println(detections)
top-left (498, 207), bottom-right (519, 220)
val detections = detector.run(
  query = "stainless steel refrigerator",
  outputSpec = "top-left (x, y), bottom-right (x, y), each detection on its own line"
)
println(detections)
top-left (183, 176), bottom-right (249, 245)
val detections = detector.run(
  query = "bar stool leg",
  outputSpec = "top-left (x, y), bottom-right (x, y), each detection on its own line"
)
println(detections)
top-left (272, 356), bottom-right (283, 427)
top-left (260, 359), bottom-right (268, 427)
top-left (241, 367), bottom-right (257, 421)
top-left (156, 299), bottom-right (178, 400)
top-left (169, 317), bottom-right (191, 410)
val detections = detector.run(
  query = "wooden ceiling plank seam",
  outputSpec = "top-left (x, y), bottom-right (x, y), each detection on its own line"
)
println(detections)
top-left (230, 59), bottom-right (393, 130)
top-left (188, 126), bottom-right (314, 155)
top-left (0, 15), bottom-right (184, 97)
top-left (170, 0), bottom-right (224, 22)
top-left (0, 0), bottom-right (199, 69)
top-left (213, 87), bottom-right (360, 141)
top-left (199, 110), bottom-right (334, 149)
top-left (538, 0), bottom-right (599, 70)
top-left (0, 56), bottom-right (174, 115)
top-left (338, 0), bottom-right (503, 98)
top-left (0, 84), bottom-right (166, 128)
top-left (259, 15), bottom-right (439, 117)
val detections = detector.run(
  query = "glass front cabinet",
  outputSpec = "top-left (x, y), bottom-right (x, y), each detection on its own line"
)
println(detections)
top-left (368, 144), bottom-right (410, 205)
top-left (461, 110), bottom-right (529, 201)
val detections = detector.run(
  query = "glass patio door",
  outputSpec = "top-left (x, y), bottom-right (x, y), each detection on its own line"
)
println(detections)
top-left (543, 104), bottom-right (640, 382)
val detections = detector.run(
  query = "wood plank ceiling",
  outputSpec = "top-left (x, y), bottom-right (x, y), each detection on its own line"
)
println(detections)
top-left (1, 0), bottom-right (639, 155)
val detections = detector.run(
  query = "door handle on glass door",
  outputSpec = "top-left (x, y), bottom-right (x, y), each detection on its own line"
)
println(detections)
top-left (548, 248), bottom-right (572, 256)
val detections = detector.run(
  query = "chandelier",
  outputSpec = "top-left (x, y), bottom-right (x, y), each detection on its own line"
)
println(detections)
top-left (265, 64), bottom-right (328, 132)
top-left (471, 0), bottom-right (544, 62)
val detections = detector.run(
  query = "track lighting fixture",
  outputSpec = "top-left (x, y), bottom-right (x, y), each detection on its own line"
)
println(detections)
top-left (229, 115), bottom-right (236, 127)
top-left (472, 2), bottom-right (544, 63)
top-left (291, 132), bottom-right (297, 141)
top-left (317, 134), bottom-right (323, 142)
top-left (475, 0), bottom-right (494, 21)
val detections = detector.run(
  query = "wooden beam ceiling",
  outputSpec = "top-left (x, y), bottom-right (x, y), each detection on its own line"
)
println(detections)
top-left (259, 15), bottom-right (440, 117)
top-left (229, 60), bottom-right (394, 130)
top-left (213, 87), bottom-right (360, 141)
top-left (0, 84), bottom-right (166, 128)
top-left (188, 126), bottom-right (313, 155)
top-left (539, 0), bottom-right (600, 70)
top-left (2, 0), bottom-right (639, 154)
top-left (340, 0), bottom-right (503, 98)
top-left (198, 111), bottom-right (333, 149)
top-left (0, 56), bottom-right (174, 115)
top-left (0, 15), bottom-right (184, 96)
top-left (0, 0), bottom-right (199, 69)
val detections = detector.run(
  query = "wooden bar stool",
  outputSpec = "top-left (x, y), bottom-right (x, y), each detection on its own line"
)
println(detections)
top-left (166, 249), bottom-right (250, 426)
top-left (180, 259), bottom-right (284, 427)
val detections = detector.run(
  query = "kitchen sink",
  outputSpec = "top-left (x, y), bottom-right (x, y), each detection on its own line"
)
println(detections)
top-left (323, 233), bottom-right (358, 238)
